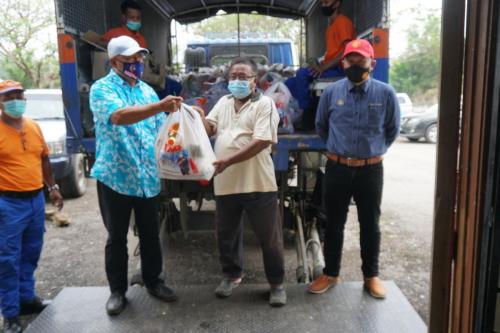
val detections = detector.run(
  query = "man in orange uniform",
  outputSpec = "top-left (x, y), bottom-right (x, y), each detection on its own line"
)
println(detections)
top-left (101, 0), bottom-right (147, 48)
top-left (0, 81), bottom-right (63, 333)
top-left (311, 0), bottom-right (356, 77)
top-left (285, 0), bottom-right (355, 111)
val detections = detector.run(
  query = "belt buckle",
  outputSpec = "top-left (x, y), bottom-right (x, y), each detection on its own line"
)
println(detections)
top-left (346, 157), bottom-right (353, 167)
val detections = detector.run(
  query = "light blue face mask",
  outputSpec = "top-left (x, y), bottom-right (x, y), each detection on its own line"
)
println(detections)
top-left (127, 21), bottom-right (142, 31)
top-left (3, 99), bottom-right (26, 118)
top-left (228, 80), bottom-right (252, 99)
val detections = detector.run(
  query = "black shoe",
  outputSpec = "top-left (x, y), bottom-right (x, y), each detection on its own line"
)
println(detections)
top-left (106, 292), bottom-right (127, 316)
top-left (3, 316), bottom-right (22, 333)
top-left (147, 283), bottom-right (178, 303)
top-left (19, 296), bottom-right (52, 315)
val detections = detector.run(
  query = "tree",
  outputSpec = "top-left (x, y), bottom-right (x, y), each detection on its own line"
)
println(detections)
top-left (390, 8), bottom-right (441, 102)
top-left (0, 0), bottom-right (60, 88)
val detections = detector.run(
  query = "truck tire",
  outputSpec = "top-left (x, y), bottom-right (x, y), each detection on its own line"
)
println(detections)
top-left (60, 154), bottom-right (87, 198)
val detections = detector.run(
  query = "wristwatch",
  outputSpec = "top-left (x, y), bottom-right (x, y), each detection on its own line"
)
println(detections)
top-left (48, 184), bottom-right (60, 192)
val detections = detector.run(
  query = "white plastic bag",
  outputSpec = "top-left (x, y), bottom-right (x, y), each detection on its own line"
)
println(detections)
top-left (264, 82), bottom-right (295, 133)
top-left (155, 104), bottom-right (216, 180)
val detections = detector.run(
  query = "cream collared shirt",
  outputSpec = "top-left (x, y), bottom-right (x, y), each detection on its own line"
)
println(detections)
top-left (206, 94), bottom-right (280, 196)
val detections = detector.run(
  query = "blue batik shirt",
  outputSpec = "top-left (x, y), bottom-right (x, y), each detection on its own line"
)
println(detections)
top-left (89, 70), bottom-right (165, 198)
top-left (315, 77), bottom-right (400, 158)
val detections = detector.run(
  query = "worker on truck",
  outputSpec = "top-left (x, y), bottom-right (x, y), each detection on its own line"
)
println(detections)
top-left (285, 0), bottom-right (355, 111)
top-left (0, 80), bottom-right (63, 333)
top-left (101, 0), bottom-right (147, 48)
top-left (89, 36), bottom-right (182, 316)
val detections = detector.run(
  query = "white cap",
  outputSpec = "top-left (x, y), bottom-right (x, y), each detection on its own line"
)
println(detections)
top-left (107, 36), bottom-right (149, 59)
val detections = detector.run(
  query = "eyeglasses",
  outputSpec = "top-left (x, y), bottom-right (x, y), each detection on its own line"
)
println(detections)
top-left (229, 75), bottom-right (255, 81)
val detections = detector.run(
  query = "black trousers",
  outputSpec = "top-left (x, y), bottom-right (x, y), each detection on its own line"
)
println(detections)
top-left (215, 192), bottom-right (285, 285)
top-left (323, 160), bottom-right (384, 278)
top-left (97, 181), bottom-right (162, 294)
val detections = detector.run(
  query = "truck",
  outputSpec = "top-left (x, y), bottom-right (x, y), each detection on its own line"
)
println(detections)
top-left (55, 0), bottom-right (389, 158)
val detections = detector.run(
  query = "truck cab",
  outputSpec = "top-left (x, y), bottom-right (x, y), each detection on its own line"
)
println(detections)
top-left (185, 37), bottom-right (294, 71)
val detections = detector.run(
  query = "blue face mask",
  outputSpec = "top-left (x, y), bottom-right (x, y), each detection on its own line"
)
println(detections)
top-left (3, 99), bottom-right (26, 118)
top-left (228, 80), bottom-right (252, 99)
top-left (127, 21), bottom-right (142, 31)
top-left (122, 61), bottom-right (144, 80)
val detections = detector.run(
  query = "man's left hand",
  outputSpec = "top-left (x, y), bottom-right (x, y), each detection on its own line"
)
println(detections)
top-left (49, 190), bottom-right (64, 211)
top-left (309, 64), bottom-right (325, 78)
top-left (213, 158), bottom-right (231, 176)
top-left (191, 106), bottom-right (205, 118)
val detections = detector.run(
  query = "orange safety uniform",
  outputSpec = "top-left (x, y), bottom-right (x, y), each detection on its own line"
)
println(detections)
top-left (323, 14), bottom-right (356, 65)
top-left (101, 26), bottom-right (148, 48)
top-left (0, 118), bottom-right (49, 192)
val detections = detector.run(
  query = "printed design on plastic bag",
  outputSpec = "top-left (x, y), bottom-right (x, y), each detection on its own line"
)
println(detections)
top-left (155, 104), bottom-right (216, 180)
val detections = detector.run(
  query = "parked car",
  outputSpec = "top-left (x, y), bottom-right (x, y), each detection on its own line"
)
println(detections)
top-left (25, 89), bottom-right (87, 198)
top-left (400, 103), bottom-right (438, 143)
top-left (397, 92), bottom-right (413, 116)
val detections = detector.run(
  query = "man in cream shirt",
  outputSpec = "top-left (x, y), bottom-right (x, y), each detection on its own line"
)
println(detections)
top-left (199, 58), bottom-right (286, 307)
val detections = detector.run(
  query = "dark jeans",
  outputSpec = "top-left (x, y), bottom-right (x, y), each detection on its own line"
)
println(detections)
top-left (215, 192), bottom-right (285, 285)
top-left (323, 160), bottom-right (383, 278)
top-left (97, 181), bottom-right (162, 294)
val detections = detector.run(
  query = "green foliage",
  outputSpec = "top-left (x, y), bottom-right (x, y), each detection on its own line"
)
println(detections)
top-left (390, 8), bottom-right (441, 100)
top-left (191, 14), bottom-right (300, 38)
top-left (0, 0), bottom-right (60, 88)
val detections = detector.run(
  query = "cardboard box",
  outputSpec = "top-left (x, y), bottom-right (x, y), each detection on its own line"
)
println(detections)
top-left (143, 55), bottom-right (166, 90)
top-left (92, 51), bottom-right (110, 81)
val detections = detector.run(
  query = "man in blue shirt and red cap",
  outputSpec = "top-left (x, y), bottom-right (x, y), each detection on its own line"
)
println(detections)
top-left (309, 39), bottom-right (400, 299)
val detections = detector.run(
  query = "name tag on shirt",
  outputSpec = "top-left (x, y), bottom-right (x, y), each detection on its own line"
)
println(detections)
top-left (369, 102), bottom-right (383, 108)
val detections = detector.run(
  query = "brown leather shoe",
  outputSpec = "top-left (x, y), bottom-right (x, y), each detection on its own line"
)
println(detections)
top-left (307, 274), bottom-right (340, 294)
top-left (364, 277), bottom-right (386, 299)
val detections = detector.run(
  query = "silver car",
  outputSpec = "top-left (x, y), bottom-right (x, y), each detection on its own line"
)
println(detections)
top-left (25, 89), bottom-right (87, 198)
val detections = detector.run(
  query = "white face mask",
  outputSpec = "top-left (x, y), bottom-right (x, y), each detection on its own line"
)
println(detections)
top-left (228, 80), bottom-right (252, 99)
top-left (2, 99), bottom-right (26, 118)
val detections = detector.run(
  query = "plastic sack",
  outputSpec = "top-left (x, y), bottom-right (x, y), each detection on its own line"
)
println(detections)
top-left (264, 82), bottom-right (294, 133)
top-left (155, 104), bottom-right (216, 180)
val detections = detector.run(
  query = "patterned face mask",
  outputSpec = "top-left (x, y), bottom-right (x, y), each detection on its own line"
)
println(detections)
top-left (121, 61), bottom-right (144, 80)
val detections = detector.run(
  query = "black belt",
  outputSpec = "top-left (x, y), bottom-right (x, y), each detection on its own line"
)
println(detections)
top-left (0, 188), bottom-right (43, 199)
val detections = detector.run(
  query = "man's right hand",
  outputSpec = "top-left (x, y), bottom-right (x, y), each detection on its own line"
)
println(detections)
top-left (191, 106), bottom-right (205, 118)
top-left (157, 96), bottom-right (183, 113)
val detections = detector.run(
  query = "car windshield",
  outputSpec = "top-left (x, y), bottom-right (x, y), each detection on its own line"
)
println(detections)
top-left (24, 95), bottom-right (64, 120)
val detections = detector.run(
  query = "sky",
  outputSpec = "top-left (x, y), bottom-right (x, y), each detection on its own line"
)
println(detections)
top-left (390, 0), bottom-right (442, 58)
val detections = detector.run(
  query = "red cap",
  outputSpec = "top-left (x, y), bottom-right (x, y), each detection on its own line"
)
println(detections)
top-left (0, 80), bottom-right (24, 95)
top-left (342, 39), bottom-right (375, 59)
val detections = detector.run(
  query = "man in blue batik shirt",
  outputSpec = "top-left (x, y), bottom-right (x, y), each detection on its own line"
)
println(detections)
top-left (89, 36), bottom-right (183, 316)
top-left (309, 39), bottom-right (400, 299)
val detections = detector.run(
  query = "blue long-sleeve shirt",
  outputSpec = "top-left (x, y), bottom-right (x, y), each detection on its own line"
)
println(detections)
top-left (315, 77), bottom-right (400, 158)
